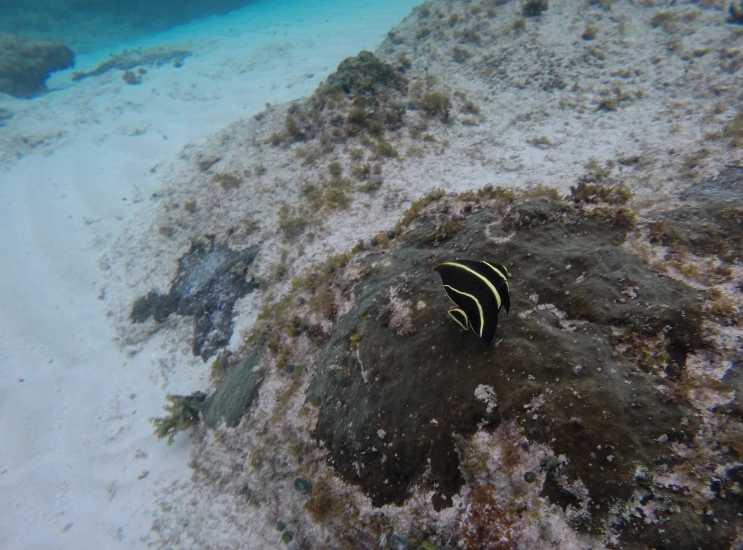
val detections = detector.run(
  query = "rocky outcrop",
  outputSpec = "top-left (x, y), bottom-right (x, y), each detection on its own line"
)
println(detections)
top-left (0, 33), bottom-right (74, 98)
top-left (308, 193), bottom-right (705, 514)
top-left (199, 176), bottom-right (743, 547)
top-left (0, 0), bottom-right (257, 53)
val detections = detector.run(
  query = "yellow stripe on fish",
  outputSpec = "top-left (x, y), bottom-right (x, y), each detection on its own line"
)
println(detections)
top-left (433, 259), bottom-right (511, 346)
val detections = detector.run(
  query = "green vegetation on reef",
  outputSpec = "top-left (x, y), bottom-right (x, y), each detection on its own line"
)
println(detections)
top-left (420, 91), bottom-right (452, 121)
top-left (267, 50), bottom-right (409, 149)
top-left (151, 392), bottom-right (207, 444)
top-left (211, 172), bottom-right (242, 190)
top-left (582, 25), bottom-right (598, 40)
top-left (570, 180), bottom-right (632, 204)
top-left (650, 10), bottom-right (677, 32)
top-left (512, 17), bottom-right (527, 32)
top-left (277, 203), bottom-right (310, 241)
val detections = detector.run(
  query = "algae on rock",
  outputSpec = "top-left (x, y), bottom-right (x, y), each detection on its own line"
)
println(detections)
top-left (198, 179), bottom-right (743, 547)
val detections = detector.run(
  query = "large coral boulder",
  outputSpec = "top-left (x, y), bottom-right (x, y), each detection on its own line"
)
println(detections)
top-left (200, 178), bottom-right (743, 547)
top-left (307, 193), bottom-right (706, 516)
top-left (0, 33), bottom-right (74, 97)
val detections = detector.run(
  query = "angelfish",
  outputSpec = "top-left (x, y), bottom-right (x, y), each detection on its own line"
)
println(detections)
top-left (432, 260), bottom-right (510, 346)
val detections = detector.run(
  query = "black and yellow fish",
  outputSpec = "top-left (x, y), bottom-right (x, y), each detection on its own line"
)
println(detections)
top-left (433, 260), bottom-right (510, 345)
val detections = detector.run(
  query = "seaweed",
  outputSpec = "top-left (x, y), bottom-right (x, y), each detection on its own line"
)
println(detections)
top-left (151, 392), bottom-right (207, 444)
top-left (650, 10), bottom-right (677, 32)
top-left (582, 25), bottom-right (598, 40)
top-left (420, 91), bottom-right (452, 122)
top-left (570, 180), bottom-right (632, 204)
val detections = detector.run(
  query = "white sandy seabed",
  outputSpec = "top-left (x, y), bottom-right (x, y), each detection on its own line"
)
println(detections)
top-left (0, 1), bottom-right (422, 548)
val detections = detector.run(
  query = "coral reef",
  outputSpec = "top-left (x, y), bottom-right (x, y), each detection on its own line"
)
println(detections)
top-left (650, 170), bottom-right (743, 266)
top-left (139, 0), bottom-right (743, 546)
top-left (275, 50), bottom-right (408, 146)
top-left (197, 177), bottom-right (743, 547)
top-left (306, 191), bottom-right (705, 515)
top-left (0, 33), bottom-right (74, 97)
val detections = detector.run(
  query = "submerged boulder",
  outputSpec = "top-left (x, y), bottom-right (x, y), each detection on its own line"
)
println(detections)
top-left (202, 179), bottom-right (742, 547)
top-left (0, 33), bottom-right (74, 98)
top-left (307, 194), bottom-right (706, 514)
top-left (322, 50), bottom-right (407, 100)
top-left (202, 348), bottom-right (264, 428)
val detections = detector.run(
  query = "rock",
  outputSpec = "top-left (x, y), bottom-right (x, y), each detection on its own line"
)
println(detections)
top-left (651, 167), bottom-right (743, 265)
top-left (307, 194), bottom-right (705, 511)
top-left (634, 467), bottom-right (653, 489)
top-left (389, 534), bottom-right (409, 550)
top-left (0, 33), bottom-right (74, 98)
top-left (202, 349), bottom-right (264, 428)
top-left (0, 1), bottom-right (260, 53)
top-left (323, 50), bottom-right (407, 100)
top-left (542, 455), bottom-right (559, 471)
top-left (293, 477), bottom-right (312, 494)
top-left (71, 46), bottom-right (191, 82)
top-left (199, 177), bottom-right (743, 546)
top-left (130, 237), bottom-right (260, 360)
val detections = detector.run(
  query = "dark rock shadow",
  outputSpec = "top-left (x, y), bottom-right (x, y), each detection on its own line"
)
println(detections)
top-left (131, 237), bottom-right (260, 360)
